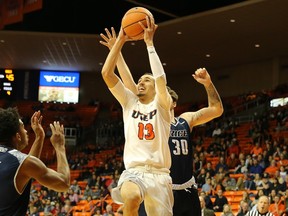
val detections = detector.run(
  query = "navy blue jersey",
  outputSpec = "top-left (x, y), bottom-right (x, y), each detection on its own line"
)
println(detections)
top-left (0, 146), bottom-right (31, 216)
top-left (169, 117), bottom-right (193, 184)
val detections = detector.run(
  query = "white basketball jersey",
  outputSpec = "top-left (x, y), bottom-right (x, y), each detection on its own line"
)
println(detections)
top-left (110, 82), bottom-right (171, 170)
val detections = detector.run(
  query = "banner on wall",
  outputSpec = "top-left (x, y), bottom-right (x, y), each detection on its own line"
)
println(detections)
top-left (23, 0), bottom-right (42, 14)
top-left (0, 1), bottom-right (4, 29)
top-left (0, 0), bottom-right (42, 29)
top-left (2, 0), bottom-right (23, 25)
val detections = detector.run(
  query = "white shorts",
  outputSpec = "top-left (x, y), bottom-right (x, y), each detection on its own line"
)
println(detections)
top-left (111, 165), bottom-right (173, 216)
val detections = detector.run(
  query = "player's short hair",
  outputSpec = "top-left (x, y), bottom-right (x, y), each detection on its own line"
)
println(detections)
top-left (0, 107), bottom-right (21, 144)
top-left (167, 86), bottom-right (178, 102)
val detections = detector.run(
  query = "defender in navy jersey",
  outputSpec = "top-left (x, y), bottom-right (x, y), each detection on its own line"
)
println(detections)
top-left (0, 108), bottom-right (70, 216)
top-left (167, 69), bottom-right (223, 216)
top-left (140, 69), bottom-right (223, 216)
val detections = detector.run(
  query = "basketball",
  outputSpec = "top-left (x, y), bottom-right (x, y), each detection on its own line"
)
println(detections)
top-left (121, 7), bottom-right (153, 40)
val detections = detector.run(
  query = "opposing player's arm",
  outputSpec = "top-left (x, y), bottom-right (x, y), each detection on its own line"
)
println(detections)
top-left (101, 29), bottom-right (126, 89)
top-left (19, 155), bottom-right (70, 192)
top-left (100, 27), bottom-right (138, 94)
top-left (180, 69), bottom-right (223, 129)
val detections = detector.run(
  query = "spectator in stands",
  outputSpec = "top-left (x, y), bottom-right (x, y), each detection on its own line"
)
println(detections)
top-left (235, 159), bottom-right (248, 175)
top-left (226, 152), bottom-right (240, 170)
top-left (237, 200), bottom-right (250, 216)
top-left (220, 204), bottom-right (234, 216)
top-left (206, 162), bottom-right (216, 178)
top-left (68, 188), bottom-right (79, 206)
top-left (103, 204), bottom-right (115, 216)
top-left (277, 153), bottom-right (288, 168)
top-left (227, 138), bottom-right (241, 157)
top-left (194, 153), bottom-right (203, 176)
top-left (249, 158), bottom-right (264, 177)
top-left (256, 153), bottom-right (266, 170)
top-left (257, 173), bottom-right (272, 196)
top-left (82, 184), bottom-right (94, 200)
top-left (241, 191), bottom-right (253, 209)
top-left (265, 159), bottom-right (279, 177)
top-left (91, 185), bottom-right (102, 200)
top-left (202, 177), bottom-right (213, 196)
top-left (207, 138), bottom-right (223, 156)
top-left (59, 199), bottom-right (73, 216)
top-left (215, 156), bottom-right (229, 173)
top-left (199, 196), bottom-right (215, 216)
top-left (245, 173), bottom-right (262, 191)
top-left (214, 166), bottom-right (227, 186)
top-left (212, 123), bottom-right (222, 138)
top-left (197, 168), bottom-right (208, 188)
top-left (279, 165), bottom-right (287, 181)
top-left (29, 205), bottom-right (40, 216)
top-left (70, 179), bottom-right (82, 195)
top-left (213, 189), bottom-right (228, 212)
top-left (93, 207), bottom-right (103, 216)
top-left (270, 177), bottom-right (286, 195)
top-left (250, 142), bottom-right (263, 157)
top-left (269, 194), bottom-right (286, 216)
top-left (222, 173), bottom-right (237, 191)
top-left (199, 191), bottom-right (214, 210)
top-left (88, 173), bottom-right (98, 187)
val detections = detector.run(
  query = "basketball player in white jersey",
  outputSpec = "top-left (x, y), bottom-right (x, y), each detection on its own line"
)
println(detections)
top-left (101, 16), bottom-right (173, 215)
top-left (100, 27), bottom-right (223, 216)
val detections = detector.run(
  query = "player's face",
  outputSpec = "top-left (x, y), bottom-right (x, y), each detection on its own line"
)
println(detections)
top-left (16, 119), bottom-right (29, 150)
top-left (137, 74), bottom-right (155, 98)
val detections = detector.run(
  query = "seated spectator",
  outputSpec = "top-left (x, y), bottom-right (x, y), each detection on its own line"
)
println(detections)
top-left (256, 173), bottom-right (272, 196)
top-left (197, 168), bottom-right (208, 188)
top-left (245, 173), bottom-right (263, 191)
top-left (220, 204), bottom-right (234, 216)
top-left (222, 173), bottom-right (237, 191)
top-left (249, 158), bottom-right (264, 177)
top-left (268, 194), bottom-right (285, 216)
top-left (59, 199), bottom-right (73, 216)
top-left (93, 207), bottom-right (103, 216)
top-left (202, 177), bottom-right (213, 196)
top-left (68, 188), bottom-right (79, 206)
top-left (237, 201), bottom-right (250, 216)
top-left (215, 156), bottom-right (229, 174)
top-left (235, 159), bottom-right (248, 174)
top-left (227, 138), bottom-right (241, 157)
top-left (199, 191), bottom-right (214, 210)
top-left (265, 159), bottom-right (279, 177)
top-left (213, 189), bottom-right (228, 212)
top-left (250, 142), bottom-right (263, 157)
top-left (270, 177), bottom-right (286, 195)
top-left (70, 179), bottom-right (82, 195)
top-left (214, 166), bottom-right (227, 185)
top-left (82, 184), bottom-right (93, 200)
top-left (212, 123), bottom-right (222, 138)
top-left (199, 195), bottom-right (215, 216)
top-left (206, 162), bottom-right (216, 178)
top-left (279, 165), bottom-right (287, 182)
top-left (241, 191), bottom-right (253, 209)
top-left (226, 152), bottom-right (240, 170)
top-left (103, 204), bottom-right (114, 216)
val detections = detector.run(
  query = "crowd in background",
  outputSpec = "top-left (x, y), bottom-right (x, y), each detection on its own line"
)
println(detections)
top-left (16, 84), bottom-right (288, 215)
